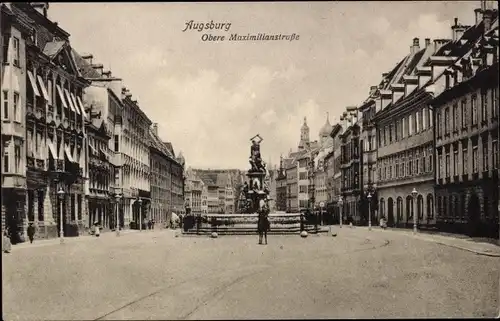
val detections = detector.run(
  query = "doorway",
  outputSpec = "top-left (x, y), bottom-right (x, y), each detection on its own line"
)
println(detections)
top-left (387, 198), bottom-right (395, 227)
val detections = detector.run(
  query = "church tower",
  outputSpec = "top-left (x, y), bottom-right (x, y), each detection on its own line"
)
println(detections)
top-left (319, 112), bottom-right (333, 146)
top-left (298, 117), bottom-right (310, 151)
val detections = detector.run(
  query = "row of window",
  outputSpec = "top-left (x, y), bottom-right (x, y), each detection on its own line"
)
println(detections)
top-left (378, 145), bottom-right (433, 182)
top-left (437, 87), bottom-right (498, 138)
top-left (437, 138), bottom-right (498, 179)
top-left (341, 139), bottom-right (359, 163)
top-left (379, 106), bottom-right (433, 147)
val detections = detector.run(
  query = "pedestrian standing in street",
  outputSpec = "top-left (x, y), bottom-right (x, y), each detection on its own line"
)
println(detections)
top-left (147, 220), bottom-right (152, 230)
top-left (3, 229), bottom-right (12, 253)
top-left (27, 223), bottom-right (35, 244)
top-left (94, 223), bottom-right (100, 237)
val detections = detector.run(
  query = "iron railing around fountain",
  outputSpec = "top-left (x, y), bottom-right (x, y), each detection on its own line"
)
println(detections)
top-left (181, 213), bottom-right (324, 235)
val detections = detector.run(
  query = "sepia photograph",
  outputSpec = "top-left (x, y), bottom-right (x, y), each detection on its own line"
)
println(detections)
top-left (1, 1), bottom-right (499, 319)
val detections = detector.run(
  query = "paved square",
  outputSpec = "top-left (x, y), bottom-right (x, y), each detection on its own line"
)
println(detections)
top-left (2, 228), bottom-right (499, 319)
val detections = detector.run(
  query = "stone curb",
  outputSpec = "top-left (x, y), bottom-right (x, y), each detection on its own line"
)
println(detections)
top-left (361, 227), bottom-right (500, 258)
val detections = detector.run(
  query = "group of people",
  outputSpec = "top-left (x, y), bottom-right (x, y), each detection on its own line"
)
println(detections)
top-left (3, 222), bottom-right (37, 253)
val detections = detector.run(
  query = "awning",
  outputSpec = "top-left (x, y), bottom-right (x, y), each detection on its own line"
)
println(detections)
top-left (70, 93), bottom-right (81, 115)
top-left (64, 147), bottom-right (75, 163)
top-left (27, 71), bottom-right (41, 97)
top-left (37, 75), bottom-right (50, 101)
top-left (76, 96), bottom-right (88, 120)
top-left (64, 89), bottom-right (77, 113)
top-left (56, 85), bottom-right (68, 109)
top-left (47, 142), bottom-right (58, 159)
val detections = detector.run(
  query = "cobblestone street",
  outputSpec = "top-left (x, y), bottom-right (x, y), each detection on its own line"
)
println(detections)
top-left (2, 228), bottom-right (499, 320)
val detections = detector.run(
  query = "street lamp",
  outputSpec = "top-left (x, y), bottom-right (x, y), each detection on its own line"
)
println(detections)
top-left (159, 203), bottom-right (163, 230)
top-left (367, 192), bottom-right (372, 231)
top-left (57, 187), bottom-right (65, 244)
top-left (411, 188), bottom-right (418, 234)
top-left (138, 198), bottom-right (143, 232)
top-left (338, 196), bottom-right (343, 228)
top-left (115, 193), bottom-right (121, 236)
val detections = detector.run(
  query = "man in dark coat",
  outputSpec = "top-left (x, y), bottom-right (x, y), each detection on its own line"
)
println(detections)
top-left (27, 223), bottom-right (35, 244)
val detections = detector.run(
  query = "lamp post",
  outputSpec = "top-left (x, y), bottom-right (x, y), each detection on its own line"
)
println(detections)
top-left (338, 196), bottom-right (343, 228)
top-left (115, 193), bottom-right (121, 236)
top-left (411, 188), bottom-right (418, 234)
top-left (367, 192), bottom-right (372, 231)
top-left (138, 198), bottom-right (143, 232)
top-left (159, 203), bottom-right (163, 230)
top-left (57, 187), bottom-right (65, 244)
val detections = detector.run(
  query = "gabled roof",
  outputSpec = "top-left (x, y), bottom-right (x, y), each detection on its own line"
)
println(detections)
top-left (163, 141), bottom-right (175, 158)
top-left (72, 49), bottom-right (102, 79)
top-left (149, 127), bottom-right (176, 161)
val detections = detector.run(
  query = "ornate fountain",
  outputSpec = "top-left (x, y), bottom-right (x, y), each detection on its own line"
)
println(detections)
top-left (241, 134), bottom-right (270, 213)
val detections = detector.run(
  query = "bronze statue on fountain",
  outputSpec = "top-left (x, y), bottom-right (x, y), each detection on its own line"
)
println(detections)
top-left (243, 135), bottom-right (270, 214)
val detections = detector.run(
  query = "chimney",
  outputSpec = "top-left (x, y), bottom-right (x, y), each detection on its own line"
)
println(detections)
top-left (451, 17), bottom-right (468, 41)
top-left (91, 63), bottom-right (104, 76)
top-left (369, 85), bottom-right (378, 96)
top-left (483, 9), bottom-right (493, 33)
top-left (425, 38), bottom-right (431, 48)
top-left (81, 53), bottom-right (93, 65)
top-left (102, 70), bottom-right (111, 78)
top-left (411, 37), bottom-right (420, 55)
top-left (152, 123), bottom-right (158, 136)
top-left (475, 8), bottom-right (483, 25)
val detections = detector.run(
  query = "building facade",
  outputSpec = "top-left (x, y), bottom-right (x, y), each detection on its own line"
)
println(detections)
top-left (75, 52), bottom-right (123, 232)
top-left (2, 3), bottom-right (91, 241)
top-left (340, 111), bottom-right (361, 224)
top-left (119, 88), bottom-right (152, 228)
top-left (432, 10), bottom-right (498, 237)
top-left (275, 156), bottom-right (287, 212)
top-left (2, 3), bottom-right (29, 240)
top-left (149, 123), bottom-right (181, 225)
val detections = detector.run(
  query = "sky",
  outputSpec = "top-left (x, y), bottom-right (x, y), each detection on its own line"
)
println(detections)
top-left (49, 1), bottom-right (480, 169)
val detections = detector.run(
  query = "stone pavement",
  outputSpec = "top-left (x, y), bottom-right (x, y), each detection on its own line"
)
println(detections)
top-left (354, 225), bottom-right (500, 257)
top-left (2, 228), bottom-right (498, 319)
top-left (7, 228), bottom-right (173, 251)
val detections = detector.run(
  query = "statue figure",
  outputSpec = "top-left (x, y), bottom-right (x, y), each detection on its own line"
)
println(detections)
top-left (249, 135), bottom-right (265, 172)
top-left (252, 178), bottom-right (260, 191)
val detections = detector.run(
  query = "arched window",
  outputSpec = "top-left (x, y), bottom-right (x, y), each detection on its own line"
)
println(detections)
top-left (437, 196), bottom-right (442, 218)
top-left (461, 194), bottom-right (467, 219)
top-left (484, 196), bottom-right (489, 219)
top-left (380, 198), bottom-right (385, 218)
top-left (453, 195), bottom-right (459, 219)
top-left (427, 194), bottom-right (434, 219)
top-left (417, 195), bottom-right (424, 220)
top-left (397, 197), bottom-right (403, 221)
top-left (406, 196), bottom-right (413, 221)
top-left (443, 196), bottom-right (448, 218)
